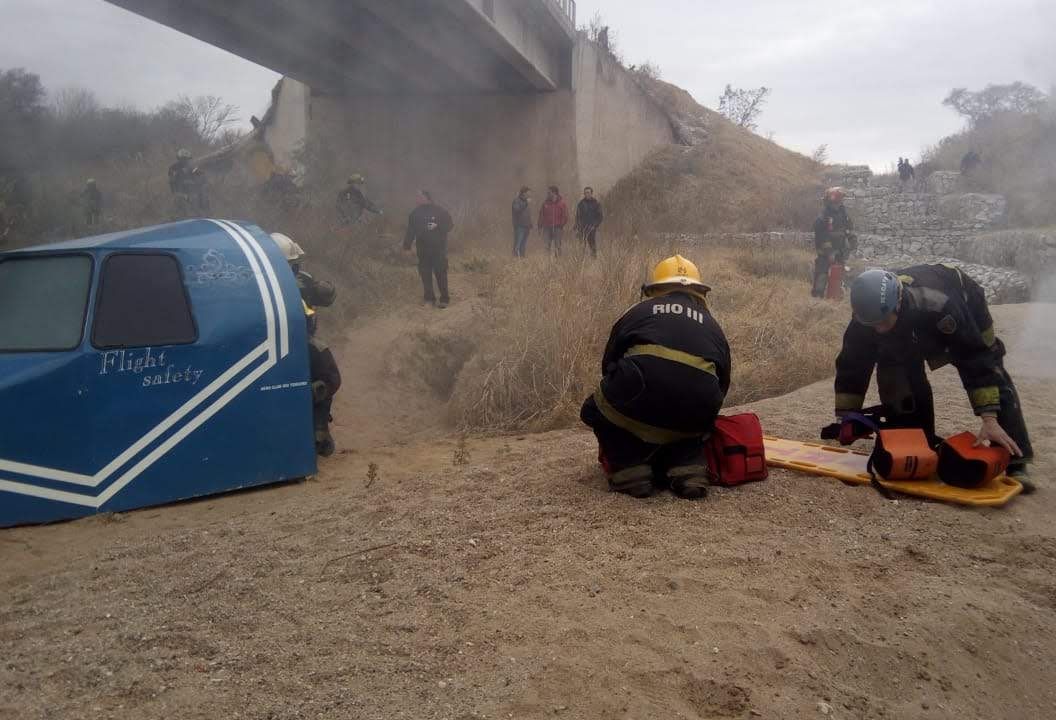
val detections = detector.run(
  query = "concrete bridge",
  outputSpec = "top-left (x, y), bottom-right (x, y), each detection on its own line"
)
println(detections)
top-left (107, 0), bottom-right (677, 216)
top-left (106, 0), bottom-right (577, 94)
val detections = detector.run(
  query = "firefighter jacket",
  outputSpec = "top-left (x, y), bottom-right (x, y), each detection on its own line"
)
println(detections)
top-left (296, 270), bottom-right (336, 337)
top-left (594, 291), bottom-right (731, 444)
top-left (835, 264), bottom-right (1005, 416)
top-left (168, 160), bottom-right (194, 195)
top-left (337, 186), bottom-right (380, 222)
top-left (814, 204), bottom-right (855, 256)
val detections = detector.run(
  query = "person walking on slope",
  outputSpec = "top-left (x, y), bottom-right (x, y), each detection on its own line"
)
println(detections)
top-left (538, 185), bottom-right (569, 257)
top-left (812, 187), bottom-right (856, 298)
top-left (404, 190), bottom-right (454, 308)
top-left (168, 148), bottom-right (195, 216)
top-left (511, 186), bottom-right (533, 257)
top-left (835, 265), bottom-right (1034, 491)
top-left (272, 233), bottom-right (342, 457)
top-left (574, 186), bottom-right (604, 257)
top-left (581, 254), bottom-right (731, 499)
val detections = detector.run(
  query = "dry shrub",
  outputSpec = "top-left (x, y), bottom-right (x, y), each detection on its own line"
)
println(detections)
top-left (451, 237), bottom-right (847, 433)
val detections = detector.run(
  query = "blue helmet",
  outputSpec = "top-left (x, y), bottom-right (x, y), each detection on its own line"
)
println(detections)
top-left (850, 269), bottom-right (901, 325)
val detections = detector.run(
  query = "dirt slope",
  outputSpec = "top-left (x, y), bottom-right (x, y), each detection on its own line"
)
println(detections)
top-left (2, 304), bottom-right (1055, 720)
top-left (604, 77), bottom-right (823, 234)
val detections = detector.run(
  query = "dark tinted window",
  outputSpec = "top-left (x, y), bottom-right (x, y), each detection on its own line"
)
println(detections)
top-left (92, 254), bottom-right (196, 348)
top-left (0, 255), bottom-right (92, 352)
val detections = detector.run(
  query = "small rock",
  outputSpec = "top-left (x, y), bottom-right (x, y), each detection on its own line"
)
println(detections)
top-left (438, 680), bottom-right (447, 688)
top-left (817, 701), bottom-right (833, 715)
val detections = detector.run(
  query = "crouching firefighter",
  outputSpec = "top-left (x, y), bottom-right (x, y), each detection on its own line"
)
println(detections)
top-left (835, 265), bottom-right (1034, 490)
top-left (272, 233), bottom-right (342, 457)
top-left (580, 255), bottom-right (731, 499)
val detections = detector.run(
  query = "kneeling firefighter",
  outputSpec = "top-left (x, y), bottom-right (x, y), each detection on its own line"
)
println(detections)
top-left (272, 233), bottom-right (342, 457)
top-left (835, 265), bottom-right (1034, 489)
top-left (580, 255), bottom-right (731, 499)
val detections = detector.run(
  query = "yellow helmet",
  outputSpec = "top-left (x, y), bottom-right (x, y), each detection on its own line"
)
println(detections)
top-left (644, 254), bottom-right (711, 295)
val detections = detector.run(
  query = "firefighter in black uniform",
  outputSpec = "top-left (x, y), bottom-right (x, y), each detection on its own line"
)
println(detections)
top-left (337, 174), bottom-right (382, 225)
top-left (272, 233), bottom-right (342, 457)
top-left (836, 265), bottom-right (1034, 489)
top-left (581, 254), bottom-right (731, 500)
top-left (812, 187), bottom-right (856, 297)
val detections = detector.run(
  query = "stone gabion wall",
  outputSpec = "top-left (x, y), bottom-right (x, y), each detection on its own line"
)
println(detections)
top-left (667, 231), bottom-right (1033, 305)
top-left (824, 166), bottom-right (1007, 252)
top-left (843, 185), bottom-right (1007, 241)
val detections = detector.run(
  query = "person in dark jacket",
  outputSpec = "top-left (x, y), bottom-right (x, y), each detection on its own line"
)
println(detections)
top-left (511, 186), bottom-right (532, 258)
top-left (168, 149), bottom-right (195, 215)
top-left (404, 190), bottom-right (454, 308)
top-left (961, 150), bottom-right (981, 176)
top-left (574, 186), bottom-right (604, 257)
top-left (81, 179), bottom-right (102, 226)
top-left (812, 187), bottom-right (856, 297)
top-left (272, 233), bottom-right (341, 457)
top-left (538, 185), bottom-right (569, 257)
top-left (337, 174), bottom-right (382, 225)
top-left (836, 265), bottom-right (1034, 489)
top-left (581, 254), bottom-right (731, 500)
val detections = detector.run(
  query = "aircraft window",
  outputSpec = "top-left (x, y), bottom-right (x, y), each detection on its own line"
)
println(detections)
top-left (92, 254), bottom-right (197, 348)
top-left (0, 255), bottom-right (92, 352)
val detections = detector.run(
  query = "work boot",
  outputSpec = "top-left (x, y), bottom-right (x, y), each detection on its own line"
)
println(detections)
top-left (608, 464), bottom-right (654, 498)
top-left (315, 428), bottom-right (335, 457)
top-left (436, 299), bottom-right (449, 309)
top-left (668, 464), bottom-right (710, 500)
top-left (1007, 463), bottom-right (1036, 495)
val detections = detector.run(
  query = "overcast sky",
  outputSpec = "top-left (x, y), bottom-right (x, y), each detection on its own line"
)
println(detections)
top-left (2, 0), bottom-right (1053, 171)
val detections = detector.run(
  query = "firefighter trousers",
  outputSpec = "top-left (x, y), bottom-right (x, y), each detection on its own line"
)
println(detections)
top-left (580, 395), bottom-right (713, 494)
top-left (309, 338), bottom-right (342, 432)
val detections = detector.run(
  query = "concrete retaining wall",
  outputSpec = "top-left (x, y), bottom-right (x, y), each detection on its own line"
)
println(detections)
top-left (304, 36), bottom-right (674, 217)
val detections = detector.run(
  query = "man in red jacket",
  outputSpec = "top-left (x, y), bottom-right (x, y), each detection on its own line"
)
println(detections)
top-left (538, 185), bottom-right (569, 257)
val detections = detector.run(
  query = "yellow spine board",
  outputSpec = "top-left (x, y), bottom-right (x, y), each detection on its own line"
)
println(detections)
top-left (763, 437), bottom-right (1022, 508)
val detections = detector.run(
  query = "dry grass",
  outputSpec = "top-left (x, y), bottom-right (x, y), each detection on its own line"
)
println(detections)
top-left (604, 124), bottom-right (822, 236)
top-left (450, 237), bottom-right (847, 433)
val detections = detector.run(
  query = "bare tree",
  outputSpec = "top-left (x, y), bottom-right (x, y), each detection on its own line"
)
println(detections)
top-left (943, 82), bottom-right (1048, 127)
top-left (811, 144), bottom-right (829, 164)
top-left (166, 95), bottom-right (239, 144)
top-left (52, 87), bottom-right (99, 122)
top-left (718, 84), bottom-right (771, 132)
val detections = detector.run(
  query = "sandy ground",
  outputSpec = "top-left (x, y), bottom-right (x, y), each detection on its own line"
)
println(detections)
top-left (2, 303), bottom-right (1055, 720)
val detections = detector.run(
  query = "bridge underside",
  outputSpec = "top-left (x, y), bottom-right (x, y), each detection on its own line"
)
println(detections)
top-left (106, 0), bottom-right (574, 94)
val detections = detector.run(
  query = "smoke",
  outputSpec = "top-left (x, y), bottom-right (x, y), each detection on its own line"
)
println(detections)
top-left (1009, 273), bottom-right (1056, 379)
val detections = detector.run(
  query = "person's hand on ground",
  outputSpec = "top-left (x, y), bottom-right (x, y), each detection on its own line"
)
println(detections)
top-left (975, 415), bottom-right (1023, 457)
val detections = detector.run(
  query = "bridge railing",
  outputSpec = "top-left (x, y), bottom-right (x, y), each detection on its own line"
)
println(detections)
top-left (552, 0), bottom-right (576, 26)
